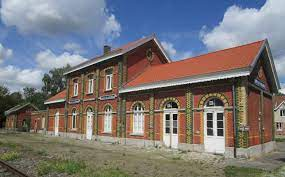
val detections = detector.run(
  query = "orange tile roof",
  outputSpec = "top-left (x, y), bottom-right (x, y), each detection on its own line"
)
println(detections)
top-left (45, 90), bottom-right (66, 104)
top-left (124, 40), bottom-right (265, 88)
top-left (274, 95), bottom-right (285, 109)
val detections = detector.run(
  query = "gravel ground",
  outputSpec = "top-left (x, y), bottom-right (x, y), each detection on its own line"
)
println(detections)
top-left (0, 132), bottom-right (226, 177)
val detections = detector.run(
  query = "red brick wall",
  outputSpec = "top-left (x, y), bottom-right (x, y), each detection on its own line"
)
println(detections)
top-left (48, 103), bottom-right (65, 132)
top-left (31, 111), bottom-right (46, 131)
top-left (263, 94), bottom-right (273, 143)
top-left (248, 88), bottom-right (261, 146)
top-left (127, 42), bottom-right (167, 82)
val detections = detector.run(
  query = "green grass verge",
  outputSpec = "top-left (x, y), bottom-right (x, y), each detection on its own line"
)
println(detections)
top-left (37, 159), bottom-right (86, 176)
top-left (0, 151), bottom-right (20, 161)
top-left (275, 137), bottom-right (285, 142)
top-left (79, 168), bottom-right (130, 177)
top-left (224, 166), bottom-right (266, 177)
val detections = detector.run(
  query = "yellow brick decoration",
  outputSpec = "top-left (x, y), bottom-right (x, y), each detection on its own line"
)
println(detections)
top-left (198, 93), bottom-right (229, 108)
top-left (149, 94), bottom-right (155, 140)
top-left (185, 89), bottom-right (193, 144)
top-left (159, 97), bottom-right (180, 110)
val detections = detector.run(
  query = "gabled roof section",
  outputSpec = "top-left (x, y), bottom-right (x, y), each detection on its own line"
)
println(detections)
top-left (5, 103), bottom-right (39, 116)
top-left (274, 95), bottom-right (285, 111)
top-left (64, 34), bottom-right (171, 75)
top-left (120, 39), bottom-right (280, 93)
top-left (44, 90), bottom-right (66, 105)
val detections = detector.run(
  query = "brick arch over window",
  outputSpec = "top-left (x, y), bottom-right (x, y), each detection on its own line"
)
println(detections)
top-left (103, 103), bottom-right (113, 111)
top-left (198, 93), bottom-right (229, 108)
top-left (130, 101), bottom-right (146, 111)
top-left (159, 97), bottom-right (180, 110)
top-left (85, 106), bottom-right (93, 113)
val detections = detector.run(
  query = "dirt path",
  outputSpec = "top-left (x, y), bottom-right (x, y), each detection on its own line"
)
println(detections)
top-left (0, 132), bottom-right (226, 177)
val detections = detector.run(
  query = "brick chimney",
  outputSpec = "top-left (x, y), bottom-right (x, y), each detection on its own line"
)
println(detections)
top-left (104, 45), bottom-right (111, 54)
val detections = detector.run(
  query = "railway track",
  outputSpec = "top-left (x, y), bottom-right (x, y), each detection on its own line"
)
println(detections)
top-left (0, 160), bottom-right (28, 177)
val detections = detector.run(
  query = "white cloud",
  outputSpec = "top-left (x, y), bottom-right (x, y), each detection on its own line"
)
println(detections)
top-left (0, 65), bottom-right (43, 91)
top-left (200, 0), bottom-right (285, 79)
top-left (0, 0), bottom-right (121, 44)
top-left (35, 49), bottom-right (88, 70)
top-left (161, 41), bottom-right (192, 60)
top-left (0, 43), bottom-right (12, 64)
top-left (279, 83), bottom-right (285, 94)
top-left (63, 42), bottom-right (85, 54)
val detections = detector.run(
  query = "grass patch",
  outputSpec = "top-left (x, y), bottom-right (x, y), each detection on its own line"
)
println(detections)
top-left (224, 166), bottom-right (266, 177)
top-left (0, 151), bottom-right (20, 161)
top-left (172, 156), bottom-right (182, 160)
top-left (79, 168), bottom-right (130, 177)
top-left (36, 149), bottom-right (48, 156)
top-left (275, 137), bottom-right (285, 142)
top-left (37, 159), bottom-right (86, 176)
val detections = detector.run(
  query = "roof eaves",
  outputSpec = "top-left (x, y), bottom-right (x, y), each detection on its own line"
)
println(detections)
top-left (120, 67), bottom-right (251, 93)
top-left (44, 99), bottom-right (66, 105)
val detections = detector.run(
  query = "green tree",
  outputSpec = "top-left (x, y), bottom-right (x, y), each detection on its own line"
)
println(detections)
top-left (23, 87), bottom-right (46, 110)
top-left (0, 85), bottom-right (23, 127)
top-left (42, 65), bottom-right (70, 97)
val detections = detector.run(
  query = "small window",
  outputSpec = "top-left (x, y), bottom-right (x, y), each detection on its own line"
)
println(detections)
top-left (104, 106), bottom-right (112, 133)
top-left (277, 122), bottom-right (282, 131)
top-left (87, 75), bottom-right (94, 94)
top-left (72, 109), bottom-right (77, 129)
top-left (105, 69), bottom-right (113, 91)
top-left (280, 109), bottom-right (285, 117)
top-left (133, 103), bottom-right (144, 134)
top-left (205, 98), bottom-right (224, 107)
top-left (73, 79), bottom-right (78, 96)
top-left (164, 101), bottom-right (178, 109)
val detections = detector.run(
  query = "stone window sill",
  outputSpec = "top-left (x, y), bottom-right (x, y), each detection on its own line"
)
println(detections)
top-left (130, 133), bottom-right (144, 136)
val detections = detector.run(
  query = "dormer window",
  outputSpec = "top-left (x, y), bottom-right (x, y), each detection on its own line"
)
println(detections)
top-left (87, 75), bottom-right (94, 94)
top-left (280, 109), bottom-right (285, 117)
top-left (105, 68), bottom-right (113, 91)
top-left (73, 79), bottom-right (78, 96)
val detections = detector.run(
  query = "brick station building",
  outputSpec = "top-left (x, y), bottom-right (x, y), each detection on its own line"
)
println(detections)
top-left (44, 35), bottom-right (280, 158)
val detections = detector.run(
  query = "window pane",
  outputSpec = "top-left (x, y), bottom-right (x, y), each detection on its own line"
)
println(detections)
top-left (217, 121), bottom-right (223, 128)
top-left (207, 128), bottom-right (213, 136)
top-left (217, 129), bottom-right (224, 136)
top-left (173, 128), bottom-right (177, 134)
top-left (166, 121), bottom-right (170, 127)
top-left (166, 114), bottom-right (170, 121)
top-left (173, 121), bottom-right (177, 128)
top-left (217, 113), bottom-right (223, 120)
top-left (207, 121), bottom-right (213, 128)
top-left (173, 114), bottom-right (177, 120)
top-left (166, 127), bottom-right (170, 133)
top-left (207, 113), bottom-right (213, 120)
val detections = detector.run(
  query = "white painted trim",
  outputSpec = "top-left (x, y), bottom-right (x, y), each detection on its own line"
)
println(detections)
top-left (274, 101), bottom-right (285, 111)
top-left (64, 36), bottom-right (171, 75)
top-left (120, 68), bottom-right (250, 93)
top-left (44, 99), bottom-right (65, 105)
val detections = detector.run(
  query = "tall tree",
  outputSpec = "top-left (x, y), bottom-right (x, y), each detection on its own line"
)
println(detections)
top-left (42, 64), bottom-right (71, 97)
top-left (23, 87), bottom-right (46, 110)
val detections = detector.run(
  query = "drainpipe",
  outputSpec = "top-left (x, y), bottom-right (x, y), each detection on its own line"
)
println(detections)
top-left (232, 81), bottom-right (237, 158)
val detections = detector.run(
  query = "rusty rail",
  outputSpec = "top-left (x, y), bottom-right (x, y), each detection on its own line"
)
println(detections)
top-left (0, 160), bottom-right (29, 177)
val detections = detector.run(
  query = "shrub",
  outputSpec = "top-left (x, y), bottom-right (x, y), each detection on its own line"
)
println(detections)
top-left (0, 151), bottom-right (20, 161)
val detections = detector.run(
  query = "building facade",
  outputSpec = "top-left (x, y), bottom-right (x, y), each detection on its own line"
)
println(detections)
top-left (44, 35), bottom-right (280, 158)
top-left (274, 95), bottom-right (285, 135)
top-left (5, 103), bottom-right (39, 131)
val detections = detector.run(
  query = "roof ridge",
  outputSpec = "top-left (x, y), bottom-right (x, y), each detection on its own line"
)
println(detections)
top-left (147, 39), bottom-right (266, 69)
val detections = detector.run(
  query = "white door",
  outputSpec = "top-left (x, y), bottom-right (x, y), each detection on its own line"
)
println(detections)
top-left (54, 112), bottom-right (59, 136)
top-left (163, 112), bottom-right (178, 148)
top-left (204, 110), bottom-right (225, 154)
top-left (86, 112), bottom-right (93, 140)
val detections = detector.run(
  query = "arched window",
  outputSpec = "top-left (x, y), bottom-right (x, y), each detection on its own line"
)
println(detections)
top-left (104, 105), bottom-right (112, 133)
top-left (73, 79), bottom-right (78, 96)
top-left (86, 107), bottom-right (93, 114)
top-left (133, 103), bottom-right (144, 134)
top-left (164, 101), bottom-right (178, 109)
top-left (205, 98), bottom-right (224, 107)
top-left (87, 75), bottom-right (94, 94)
top-left (72, 109), bottom-right (77, 129)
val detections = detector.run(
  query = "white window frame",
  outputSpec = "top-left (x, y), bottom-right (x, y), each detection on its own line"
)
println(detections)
top-left (280, 109), bottom-right (285, 117)
top-left (105, 69), bottom-right (113, 91)
top-left (133, 104), bottom-right (144, 134)
top-left (277, 122), bottom-right (282, 131)
top-left (72, 110), bottom-right (77, 129)
top-left (73, 81), bottom-right (78, 96)
top-left (88, 78), bottom-right (94, 94)
top-left (104, 106), bottom-right (112, 133)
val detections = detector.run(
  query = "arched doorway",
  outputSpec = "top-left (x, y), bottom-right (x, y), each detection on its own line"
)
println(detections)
top-left (204, 98), bottom-right (225, 153)
top-left (54, 111), bottom-right (59, 136)
top-left (86, 108), bottom-right (93, 140)
top-left (163, 101), bottom-right (179, 148)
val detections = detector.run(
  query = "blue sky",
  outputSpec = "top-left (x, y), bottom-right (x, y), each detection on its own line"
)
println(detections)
top-left (0, 0), bottom-right (284, 92)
